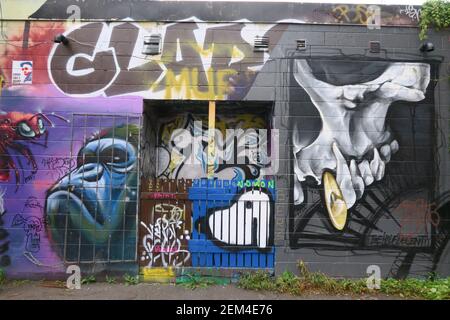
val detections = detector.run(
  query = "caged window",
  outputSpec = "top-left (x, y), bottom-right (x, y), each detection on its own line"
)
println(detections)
top-left (45, 113), bottom-right (142, 264)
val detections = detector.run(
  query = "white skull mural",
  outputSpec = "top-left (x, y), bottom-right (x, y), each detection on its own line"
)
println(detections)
top-left (292, 59), bottom-right (431, 230)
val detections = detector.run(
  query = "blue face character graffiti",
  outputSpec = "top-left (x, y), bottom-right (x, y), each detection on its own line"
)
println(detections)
top-left (45, 125), bottom-right (139, 262)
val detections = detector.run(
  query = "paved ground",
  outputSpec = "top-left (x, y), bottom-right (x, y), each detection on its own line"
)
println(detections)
top-left (0, 281), bottom-right (409, 300)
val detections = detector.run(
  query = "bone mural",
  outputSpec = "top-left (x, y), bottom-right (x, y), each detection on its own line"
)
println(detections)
top-left (292, 59), bottom-right (431, 230)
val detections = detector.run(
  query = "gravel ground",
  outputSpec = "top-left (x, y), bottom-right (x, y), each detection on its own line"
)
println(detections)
top-left (0, 281), bottom-right (410, 300)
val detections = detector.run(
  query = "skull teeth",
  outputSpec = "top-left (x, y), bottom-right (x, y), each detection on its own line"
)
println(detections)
top-left (332, 142), bottom-right (356, 209)
top-left (358, 159), bottom-right (374, 186)
top-left (331, 144), bottom-right (392, 209)
top-left (293, 178), bottom-right (304, 205)
top-left (370, 148), bottom-right (385, 181)
top-left (349, 159), bottom-right (365, 200)
top-left (390, 139), bottom-right (399, 154)
top-left (293, 141), bottom-right (396, 210)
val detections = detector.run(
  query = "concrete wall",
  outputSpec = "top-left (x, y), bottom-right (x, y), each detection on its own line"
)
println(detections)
top-left (0, 1), bottom-right (448, 280)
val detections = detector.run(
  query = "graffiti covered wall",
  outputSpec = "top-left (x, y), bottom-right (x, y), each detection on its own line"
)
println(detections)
top-left (0, 96), bottom-right (141, 276)
top-left (0, 1), bottom-right (449, 279)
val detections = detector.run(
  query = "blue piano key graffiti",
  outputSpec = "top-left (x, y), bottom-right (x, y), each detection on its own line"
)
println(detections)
top-left (188, 178), bottom-right (276, 268)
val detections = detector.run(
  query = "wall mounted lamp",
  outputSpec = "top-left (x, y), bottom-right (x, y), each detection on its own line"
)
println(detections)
top-left (54, 34), bottom-right (68, 45)
top-left (420, 42), bottom-right (434, 52)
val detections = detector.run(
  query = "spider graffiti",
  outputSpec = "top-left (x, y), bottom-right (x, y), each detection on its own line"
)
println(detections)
top-left (0, 112), bottom-right (68, 189)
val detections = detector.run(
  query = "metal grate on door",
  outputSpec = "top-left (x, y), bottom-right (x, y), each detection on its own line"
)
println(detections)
top-left (45, 113), bottom-right (142, 264)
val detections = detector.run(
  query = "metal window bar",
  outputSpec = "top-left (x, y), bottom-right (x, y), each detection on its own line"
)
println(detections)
top-left (235, 198), bottom-right (238, 249)
top-left (63, 113), bottom-right (75, 263)
top-left (228, 199), bottom-right (231, 253)
top-left (264, 199), bottom-right (268, 251)
top-left (212, 197), bottom-right (216, 264)
top-left (258, 190), bottom-right (261, 249)
top-left (94, 115), bottom-right (102, 262)
top-left (121, 115), bottom-right (128, 262)
top-left (106, 115), bottom-right (115, 262)
top-left (243, 196), bottom-right (247, 252)
top-left (81, 114), bottom-right (90, 263)
top-left (221, 202), bottom-right (225, 255)
top-left (94, 114), bottom-right (101, 263)
top-left (135, 115), bottom-right (141, 263)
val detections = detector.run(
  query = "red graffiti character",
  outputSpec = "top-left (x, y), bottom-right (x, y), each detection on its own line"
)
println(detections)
top-left (0, 112), bottom-right (68, 188)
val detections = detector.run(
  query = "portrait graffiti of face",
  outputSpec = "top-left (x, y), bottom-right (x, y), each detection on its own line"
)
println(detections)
top-left (20, 62), bottom-right (33, 82)
top-left (45, 125), bottom-right (139, 261)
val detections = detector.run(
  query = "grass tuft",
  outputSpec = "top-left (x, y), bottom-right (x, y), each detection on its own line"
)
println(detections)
top-left (81, 275), bottom-right (96, 285)
top-left (237, 261), bottom-right (450, 300)
top-left (176, 273), bottom-right (230, 290)
top-left (123, 274), bottom-right (139, 286)
top-left (0, 268), bottom-right (5, 285)
top-left (105, 275), bottom-right (116, 284)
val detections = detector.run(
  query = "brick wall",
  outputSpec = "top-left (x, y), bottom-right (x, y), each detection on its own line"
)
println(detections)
top-left (0, 1), bottom-right (449, 279)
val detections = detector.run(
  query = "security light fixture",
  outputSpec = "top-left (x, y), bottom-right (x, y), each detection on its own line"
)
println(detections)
top-left (420, 42), bottom-right (434, 52)
top-left (54, 34), bottom-right (68, 45)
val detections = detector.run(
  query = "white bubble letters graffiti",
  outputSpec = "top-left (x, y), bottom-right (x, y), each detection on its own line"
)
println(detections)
top-left (165, 122), bottom-right (279, 177)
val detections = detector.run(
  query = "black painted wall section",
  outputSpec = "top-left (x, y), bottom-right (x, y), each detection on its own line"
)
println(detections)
top-left (243, 23), bottom-right (450, 278)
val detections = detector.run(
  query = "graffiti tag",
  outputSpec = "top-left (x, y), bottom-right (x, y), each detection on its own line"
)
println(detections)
top-left (48, 19), bottom-right (285, 99)
top-left (41, 157), bottom-right (76, 180)
top-left (368, 234), bottom-right (431, 247)
top-left (399, 5), bottom-right (421, 21)
top-left (140, 203), bottom-right (191, 267)
top-left (144, 192), bottom-right (177, 200)
top-left (12, 214), bottom-right (45, 253)
top-left (237, 179), bottom-right (275, 189)
top-left (332, 4), bottom-right (373, 24)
